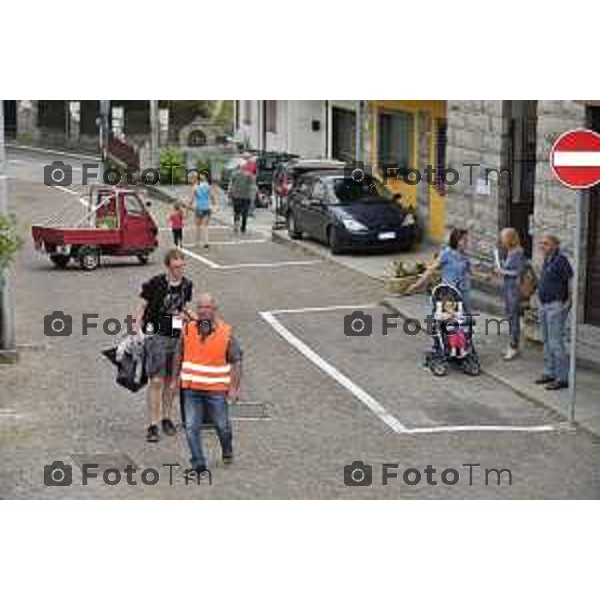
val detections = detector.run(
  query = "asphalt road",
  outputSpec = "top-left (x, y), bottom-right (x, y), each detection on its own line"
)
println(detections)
top-left (1, 148), bottom-right (599, 498)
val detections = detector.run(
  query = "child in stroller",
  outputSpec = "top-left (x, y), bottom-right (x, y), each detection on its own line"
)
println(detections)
top-left (424, 283), bottom-right (481, 377)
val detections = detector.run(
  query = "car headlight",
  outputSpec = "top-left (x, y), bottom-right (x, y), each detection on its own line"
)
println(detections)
top-left (342, 218), bottom-right (368, 232)
top-left (402, 213), bottom-right (416, 227)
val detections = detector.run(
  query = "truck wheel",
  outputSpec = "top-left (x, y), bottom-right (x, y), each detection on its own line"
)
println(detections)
top-left (50, 255), bottom-right (70, 269)
top-left (79, 247), bottom-right (100, 271)
top-left (137, 252), bottom-right (149, 265)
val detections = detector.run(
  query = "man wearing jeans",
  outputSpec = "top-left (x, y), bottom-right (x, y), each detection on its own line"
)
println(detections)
top-left (535, 235), bottom-right (573, 391)
top-left (172, 294), bottom-right (242, 475)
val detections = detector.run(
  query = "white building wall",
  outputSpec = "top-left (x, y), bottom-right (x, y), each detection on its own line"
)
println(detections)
top-left (234, 100), bottom-right (359, 159)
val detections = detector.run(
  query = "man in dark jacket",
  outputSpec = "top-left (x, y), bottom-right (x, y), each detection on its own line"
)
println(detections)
top-left (534, 234), bottom-right (573, 391)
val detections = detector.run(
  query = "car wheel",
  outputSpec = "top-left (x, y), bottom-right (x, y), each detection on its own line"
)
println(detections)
top-left (328, 227), bottom-right (343, 255)
top-left (287, 212), bottom-right (302, 239)
top-left (50, 255), bottom-right (70, 269)
top-left (79, 247), bottom-right (100, 271)
top-left (137, 252), bottom-right (150, 265)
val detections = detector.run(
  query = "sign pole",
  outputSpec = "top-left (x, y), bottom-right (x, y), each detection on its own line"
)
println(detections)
top-left (568, 191), bottom-right (583, 422)
top-left (0, 100), bottom-right (16, 358)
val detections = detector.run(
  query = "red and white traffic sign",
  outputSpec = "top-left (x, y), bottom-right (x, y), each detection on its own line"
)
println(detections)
top-left (550, 128), bottom-right (600, 189)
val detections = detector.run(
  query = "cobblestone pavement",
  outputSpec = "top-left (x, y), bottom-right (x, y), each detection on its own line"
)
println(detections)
top-left (1, 149), bottom-right (599, 499)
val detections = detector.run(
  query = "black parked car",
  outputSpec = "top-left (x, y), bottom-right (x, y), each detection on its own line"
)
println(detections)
top-left (286, 171), bottom-right (416, 254)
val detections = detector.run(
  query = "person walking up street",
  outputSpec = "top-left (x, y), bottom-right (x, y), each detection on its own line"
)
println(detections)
top-left (171, 294), bottom-right (242, 475)
top-left (229, 161), bottom-right (257, 234)
top-left (189, 171), bottom-right (216, 248)
top-left (534, 234), bottom-right (574, 391)
top-left (496, 228), bottom-right (525, 360)
top-left (168, 202), bottom-right (185, 247)
top-left (131, 248), bottom-right (194, 442)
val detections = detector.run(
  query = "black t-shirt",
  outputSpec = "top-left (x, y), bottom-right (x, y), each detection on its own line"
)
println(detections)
top-left (140, 274), bottom-right (193, 337)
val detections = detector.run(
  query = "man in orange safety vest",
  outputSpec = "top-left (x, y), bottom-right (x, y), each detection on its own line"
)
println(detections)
top-left (171, 293), bottom-right (242, 476)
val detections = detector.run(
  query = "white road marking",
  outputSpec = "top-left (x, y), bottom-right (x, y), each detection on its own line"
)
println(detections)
top-left (180, 247), bottom-right (220, 268)
top-left (269, 304), bottom-right (378, 315)
top-left (404, 424), bottom-right (559, 434)
top-left (553, 151), bottom-right (600, 167)
top-left (260, 310), bottom-right (409, 434)
top-left (261, 305), bottom-right (559, 435)
top-left (181, 246), bottom-right (321, 270)
top-left (218, 260), bottom-right (321, 269)
top-left (49, 185), bottom-right (80, 196)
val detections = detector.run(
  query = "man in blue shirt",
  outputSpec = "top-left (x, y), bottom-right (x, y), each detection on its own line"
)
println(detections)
top-left (535, 234), bottom-right (573, 390)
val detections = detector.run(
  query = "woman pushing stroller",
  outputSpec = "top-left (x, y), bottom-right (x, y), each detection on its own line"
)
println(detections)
top-left (407, 228), bottom-right (480, 376)
top-left (407, 228), bottom-right (472, 311)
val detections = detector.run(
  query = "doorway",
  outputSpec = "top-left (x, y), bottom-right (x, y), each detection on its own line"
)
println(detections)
top-left (501, 101), bottom-right (538, 257)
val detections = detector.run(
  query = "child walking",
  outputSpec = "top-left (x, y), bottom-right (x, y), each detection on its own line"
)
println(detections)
top-left (169, 202), bottom-right (184, 247)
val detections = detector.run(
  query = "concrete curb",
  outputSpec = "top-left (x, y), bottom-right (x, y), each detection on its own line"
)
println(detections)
top-left (379, 297), bottom-right (594, 438)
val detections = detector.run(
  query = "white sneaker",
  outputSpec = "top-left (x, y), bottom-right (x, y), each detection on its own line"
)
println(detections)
top-left (503, 347), bottom-right (520, 361)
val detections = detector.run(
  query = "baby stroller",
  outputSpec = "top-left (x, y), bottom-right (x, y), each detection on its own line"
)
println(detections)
top-left (424, 283), bottom-right (481, 377)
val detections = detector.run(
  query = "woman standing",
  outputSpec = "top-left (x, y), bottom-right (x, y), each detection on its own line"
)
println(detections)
top-left (189, 172), bottom-right (215, 249)
top-left (496, 228), bottom-right (525, 360)
top-left (408, 228), bottom-right (473, 313)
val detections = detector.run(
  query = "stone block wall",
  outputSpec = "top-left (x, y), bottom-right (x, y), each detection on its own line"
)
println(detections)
top-left (445, 100), bottom-right (505, 267)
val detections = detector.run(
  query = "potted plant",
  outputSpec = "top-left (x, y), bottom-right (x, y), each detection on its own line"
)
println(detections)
top-left (0, 214), bottom-right (21, 277)
top-left (522, 304), bottom-right (543, 344)
top-left (385, 259), bottom-right (427, 294)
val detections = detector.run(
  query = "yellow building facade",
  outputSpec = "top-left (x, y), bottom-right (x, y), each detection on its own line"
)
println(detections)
top-left (368, 100), bottom-right (447, 243)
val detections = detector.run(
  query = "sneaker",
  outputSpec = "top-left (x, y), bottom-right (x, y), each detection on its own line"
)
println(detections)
top-left (146, 424), bottom-right (159, 443)
top-left (503, 347), bottom-right (520, 361)
top-left (184, 466), bottom-right (209, 477)
top-left (222, 453), bottom-right (234, 465)
top-left (535, 375), bottom-right (554, 385)
top-left (546, 380), bottom-right (568, 391)
top-left (161, 418), bottom-right (176, 436)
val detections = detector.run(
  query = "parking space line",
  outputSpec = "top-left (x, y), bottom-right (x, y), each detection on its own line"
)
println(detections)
top-left (180, 247), bottom-right (220, 269)
top-left (181, 246), bottom-right (322, 270)
top-left (260, 310), bottom-right (409, 434)
top-left (218, 260), bottom-right (322, 269)
top-left (269, 304), bottom-right (377, 315)
top-left (260, 305), bottom-right (560, 435)
top-left (405, 424), bottom-right (560, 434)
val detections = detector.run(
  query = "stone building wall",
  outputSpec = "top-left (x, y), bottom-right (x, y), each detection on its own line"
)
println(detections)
top-left (445, 100), bottom-right (505, 267)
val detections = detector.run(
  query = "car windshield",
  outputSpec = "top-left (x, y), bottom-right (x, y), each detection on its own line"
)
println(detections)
top-left (328, 176), bottom-right (389, 204)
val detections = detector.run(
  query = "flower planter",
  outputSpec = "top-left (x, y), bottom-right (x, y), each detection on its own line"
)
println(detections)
top-left (387, 275), bottom-right (419, 295)
top-left (523, 309), bottom-right (543, 345)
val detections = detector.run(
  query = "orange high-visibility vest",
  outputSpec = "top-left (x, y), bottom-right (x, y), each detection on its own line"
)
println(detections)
top-left (180, 321), bottom-right (233, 392)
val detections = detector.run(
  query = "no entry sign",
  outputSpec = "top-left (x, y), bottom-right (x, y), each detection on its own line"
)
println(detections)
top-left (551, 128), bottom-right (600, 189)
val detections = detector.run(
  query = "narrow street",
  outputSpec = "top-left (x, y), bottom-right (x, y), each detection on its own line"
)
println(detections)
top-left (1, 148), bottom-right (598, 499)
